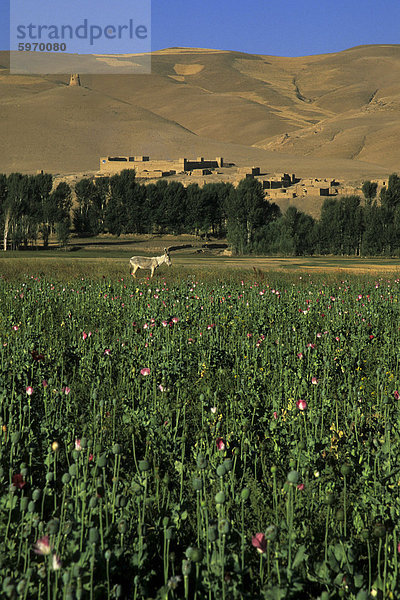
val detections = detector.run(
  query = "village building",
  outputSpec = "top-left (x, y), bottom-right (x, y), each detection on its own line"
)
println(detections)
top-left (99, 155), bottom-right (224, 177)
top-left (97, 154), bottom-right (368, 200)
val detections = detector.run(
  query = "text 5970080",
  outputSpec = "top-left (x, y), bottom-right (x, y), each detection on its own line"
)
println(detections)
top-left (18, 43), bottom-right (67, 52)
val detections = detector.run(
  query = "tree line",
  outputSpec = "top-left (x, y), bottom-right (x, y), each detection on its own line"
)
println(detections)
top-left (0, 173), bottom-right (71, 250)
top-left (1, 169), bottom-right (400, 256)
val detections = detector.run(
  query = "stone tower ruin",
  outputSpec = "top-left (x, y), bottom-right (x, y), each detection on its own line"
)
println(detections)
top-left (69, 74), bottom-right (81, 86)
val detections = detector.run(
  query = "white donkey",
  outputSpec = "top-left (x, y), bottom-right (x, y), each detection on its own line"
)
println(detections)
top-left (129, 248), bottom-right (172, 278)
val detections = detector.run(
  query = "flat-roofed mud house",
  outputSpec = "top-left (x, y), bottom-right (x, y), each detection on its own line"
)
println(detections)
top-left (99, 155), bottom-right (224, 178)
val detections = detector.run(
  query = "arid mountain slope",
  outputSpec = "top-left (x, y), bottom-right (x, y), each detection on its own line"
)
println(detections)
top-left (0, 45), bottom-right (399, 177)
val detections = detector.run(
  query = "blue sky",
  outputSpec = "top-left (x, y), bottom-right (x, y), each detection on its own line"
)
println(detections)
top-left (1, 0), bottom-right (400, 56)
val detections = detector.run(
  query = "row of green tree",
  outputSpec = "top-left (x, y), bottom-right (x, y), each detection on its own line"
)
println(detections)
top-left (0, 173), bottom-right (72, 250)
top-left (1, 170), bottom-right (400, 256)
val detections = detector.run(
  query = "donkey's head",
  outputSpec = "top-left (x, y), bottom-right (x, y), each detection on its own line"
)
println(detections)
top-left (164, 248), bottom-right (172, 266)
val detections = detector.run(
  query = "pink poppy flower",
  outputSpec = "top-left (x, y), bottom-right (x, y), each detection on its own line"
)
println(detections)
top-left (296, 399), bottom-right (307, 411)
top-left (216, 437), bottom-right (225, 451)
top-left (33, 536), bottom-right (51, 555)
top-left (82, 332), bottom-right (87, 340)
top-left (273, 411), bottom-right (278, 419)
top-left (311, 377), bottom-right (318, 385)
top-left (12, 473), bottom-right (26, 489)
top-left (161, 320), bottom-right (168, 327)
top-left (26, 386), bottom-right (33, 396)
top-left (42, 380), bottom-right (48, 388)
top-left (75, 439), bottom-right (82, 451)
top-left (140, 368), bottom-right (151, 376)
top-left (172, 317), bottom-right (179, 324)
top-left (252, 532), bottom-right (267, 554)
top-left (12, 325), bottom-right (19, 331)
top-left (297, 352), bottom-right (303, 359)
top-left (297, 483), bottom-right (305, 491)
top-left (394, 391), bottom-right (400, 400)
top-left (62, 386), bottom-right (71, 395)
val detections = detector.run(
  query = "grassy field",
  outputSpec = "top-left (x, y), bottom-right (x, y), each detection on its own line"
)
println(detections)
top-left (2, 266), bottom-right (400, 599)
top-left (1, 250), bottom-right (400, 282)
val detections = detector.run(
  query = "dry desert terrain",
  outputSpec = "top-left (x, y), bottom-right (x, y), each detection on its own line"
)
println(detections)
top-left (0, 45), bottom-right (399, 182)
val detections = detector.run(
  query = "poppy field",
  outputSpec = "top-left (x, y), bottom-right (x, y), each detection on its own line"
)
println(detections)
top-left (1, 271), bottom-right (400, 599)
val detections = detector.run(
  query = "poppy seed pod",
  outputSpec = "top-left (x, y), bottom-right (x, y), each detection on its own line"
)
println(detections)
top-left (218, 519), bottom-right (230, 535)
top-left (118, 520), bottom-right (127, 534)
top-left (215, 491), bottom-right (226, 504)
top-left (47, 519), bottom-right (59, 534)
top-left (224, 459), bottom-right (233, 472)
top-left (340, 464), bottom-right (352, 476)
top-left (138, 459), bottom-right (150, 472)
top-left (240, 488), bottom-right (250, 501)
top-left (208, 525), bottom-right (217, 542)
top-left (336, 509), bottom-right (345, 522)
top-left (372, 523), bottom-right (386, 538)
top-left (192, 477), bottom-right (202, 491)
top-left (97, 454), bottom-right (107, 469)
top-left (89, 527), bottom-right (100, 544)
top-left (216, 464), bottom-right (227, 477)
top-left (20, 497), bottom-right (29, 512)
top-left (189, 547), bottom-right (203, 562)
top-left (196, 454), bottom-right (208, 470)
top-left (287, 470), bottom-right (299, 484)
top-left (112, 444), bottom-right (121, 455)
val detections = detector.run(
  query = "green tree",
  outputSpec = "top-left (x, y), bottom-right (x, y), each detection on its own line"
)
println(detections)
top-left (73, 179), bottom-right (103, 236)
top-left (362, 201), bottom-right (383, 255)
top-left (161, 181), bottom-right (187, 234)
top-left (226, 178), bottom-right (280, 254)
top-left (105, 171), bottom-right (136, 236)
top-left (317, 198), bottom-right (341, 254)
top-left (339, 195), bottom-right (364, 255)
top-left (143, 181), bottom-right (167, 233)
top-left (362, 180), bottom-right (378, 205)
top-left (185, 183), bottom-right (203, 235)
top-left (4, 173), bottom-right (31, 250)
top-left (380, 173), bottom-right (400, 212)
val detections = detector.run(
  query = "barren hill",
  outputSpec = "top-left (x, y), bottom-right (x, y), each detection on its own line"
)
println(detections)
top-left (0, 45), bottom-right (399, 178)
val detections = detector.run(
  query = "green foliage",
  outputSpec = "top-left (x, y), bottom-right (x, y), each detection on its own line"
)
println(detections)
top-left (3, 170), bottom-right (400, 258)
top-left (226, 178), bottom-right (281, 253)
top-left (0, 273), bottom-right (400, 597)
top-left (361, 181), bottom-right (378, 203)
